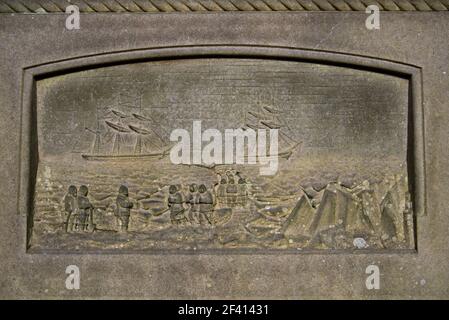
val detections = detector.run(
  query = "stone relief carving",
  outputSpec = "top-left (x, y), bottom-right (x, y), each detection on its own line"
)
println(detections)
top-left (30, 58), bottom-right (415, 252)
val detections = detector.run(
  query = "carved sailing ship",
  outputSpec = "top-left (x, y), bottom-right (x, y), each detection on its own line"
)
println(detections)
top-left (242, 105), bottom-right (302, 161)
top-left (82, 96), bottom-right (171, 161)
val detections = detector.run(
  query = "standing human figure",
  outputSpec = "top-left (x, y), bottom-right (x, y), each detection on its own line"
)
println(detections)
top-left (217, 177), bottom-right (227, 207)
top-left (185, 183), bottom-right (199, 224)
top-left (77, 185), bottom-right (93, 232)
top-left (115, 185), bottom-right (133, 232)
top-left (168, 185), bottom-right (186, 225)
top-left (237, 177), bottom-right (247, 207)
top-left (198, 184), bottom-right (214, 225)
top-left (226, 175), bottom-right (238, 206)
top-left (63, 185), bottom-right (77, 232)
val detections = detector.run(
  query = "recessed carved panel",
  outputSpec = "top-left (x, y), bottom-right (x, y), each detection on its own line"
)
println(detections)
top-left (31, 57), bottom-right (415, 252)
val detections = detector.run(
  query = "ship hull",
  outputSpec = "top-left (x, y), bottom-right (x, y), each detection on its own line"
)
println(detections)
top-left (184, 143), bottom-right (302, 169)
top-left (82, 152), bottom-right (168, 161)
top-left (245, 142), bottom-right (301, 161)
top-left (82, 143), bottom-right (300, 163)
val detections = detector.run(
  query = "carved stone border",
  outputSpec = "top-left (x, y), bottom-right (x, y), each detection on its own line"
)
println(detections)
top-left (1, 0), bottom-right (448, 13)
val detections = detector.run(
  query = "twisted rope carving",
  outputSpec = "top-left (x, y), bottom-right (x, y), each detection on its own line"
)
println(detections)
top-left (0, 0), bottom-right (448, 13)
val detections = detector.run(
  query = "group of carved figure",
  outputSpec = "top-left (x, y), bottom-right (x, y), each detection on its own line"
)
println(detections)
top-left (63, 182), bottom-right (217, 231)
top-left (62, 172), bottom-right (249, 232)
top-left (167, 173), bottom-right (249, 226)
top-left (168, 184), bottom-right (215, 225)
top-left (216, 173), bottom-right (248, 207)
top-left (63, 184), bottom-right (133, 233)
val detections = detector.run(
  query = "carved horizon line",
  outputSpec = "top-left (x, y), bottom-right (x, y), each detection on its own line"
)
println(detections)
top-left (0, 0), bottom-right (448, 13)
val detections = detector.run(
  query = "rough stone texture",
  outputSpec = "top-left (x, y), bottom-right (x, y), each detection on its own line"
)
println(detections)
top-left (0, 12), bottom-right (448, 299)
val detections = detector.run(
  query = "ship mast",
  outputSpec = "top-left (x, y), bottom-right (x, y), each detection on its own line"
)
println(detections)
top-left (94, 106), bottom-right (101, 153)
top-left (85, 105), bottom-right (101, 155)
top-left (133, 95), bottom-right (143, 155)
top-left (105, 121), bottom-right (130, 155)
top-left (131, 96), bottom-right (167, 154)
top-left (92, 126), bottom-right (101, 154)
top-left (112, 133), bottom-right (121, 155)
